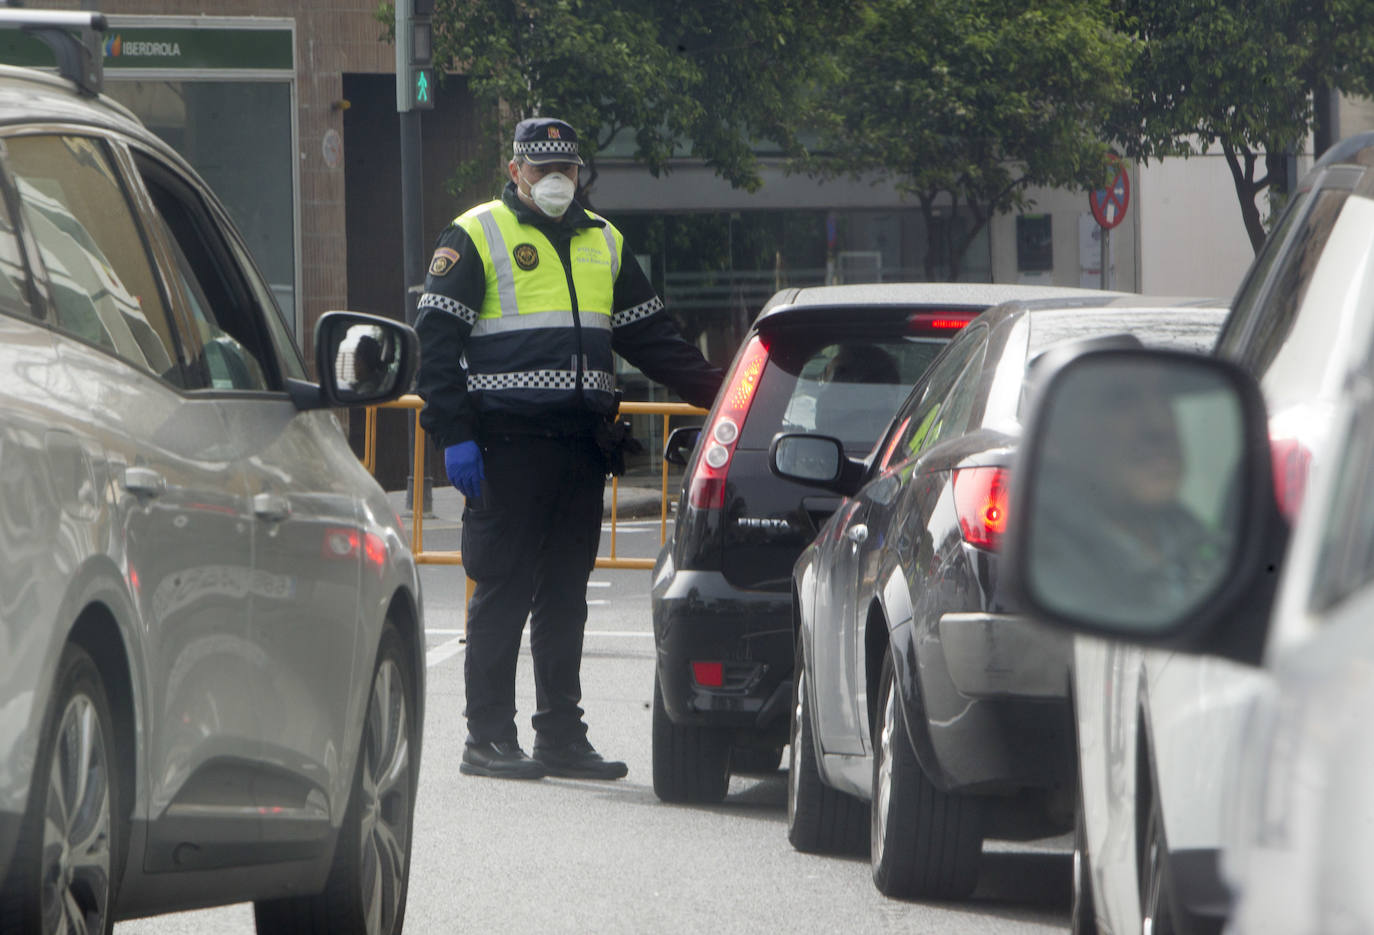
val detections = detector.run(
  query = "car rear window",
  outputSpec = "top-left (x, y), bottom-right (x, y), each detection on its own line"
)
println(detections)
top-left (740, 330), bottom-right (951, 452)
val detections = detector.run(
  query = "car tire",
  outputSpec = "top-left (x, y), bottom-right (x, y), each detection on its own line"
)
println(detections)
top-left (0, 642), bottom-right (120, 935)
top-left (787, 639), bottom-right (869, 855)
top-left (1071, 779), bottom-right (1098, 935)
top-left (870, 650), bottom-right (982, 900)
top-left (651, 671), bottom-right (730, 803)
top-left (255, 622), bottom-right (416, 935)
top-left (731, 745), bottom-right (783, 775)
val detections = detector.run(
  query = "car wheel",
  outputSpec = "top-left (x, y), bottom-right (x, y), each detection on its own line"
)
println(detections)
top-left (0, 642), bottom-right (119, 935)
top-left (651, 672), bottom-right (730, 803)
top-left (787, 639), bottom-right (868, 855)
top-left (255, 622), bottom-right (415, 935)
top-left (1139, 792), bottom-right (1178, 935)
top-left (870, 650), bottom-right (982, 899)
top-left (731, 745), bottom-right (783, 775)
top-left (1071, 779), bottom-right (1098, 935)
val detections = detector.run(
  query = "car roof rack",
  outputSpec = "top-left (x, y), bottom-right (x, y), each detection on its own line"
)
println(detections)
top-left (0, 9), bottom-right (106, 97)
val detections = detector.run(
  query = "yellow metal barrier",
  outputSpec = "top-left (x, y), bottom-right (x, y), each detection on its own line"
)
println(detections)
top-left (363, 395), bottom-right (707, 571)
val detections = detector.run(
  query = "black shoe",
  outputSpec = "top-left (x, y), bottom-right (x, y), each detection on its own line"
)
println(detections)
top-left (460, 740), bottom-right (547, 779)
top-left (533, 738), bottom-right (628, 780)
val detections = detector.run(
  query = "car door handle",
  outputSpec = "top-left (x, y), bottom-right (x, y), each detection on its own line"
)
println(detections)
top-left (122, 466), bottom-right (165, 498)
top-left (253, 492), bottom-right (291, 522)
top-left (846, 524), bottom-right (868, 544)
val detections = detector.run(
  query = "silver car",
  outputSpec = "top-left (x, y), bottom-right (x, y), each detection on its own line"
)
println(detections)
top-left (0, 13), bottom-right (423, 935)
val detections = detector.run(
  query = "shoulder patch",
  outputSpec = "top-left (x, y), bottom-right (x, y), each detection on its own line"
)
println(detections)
top-left (429, 247), bottom-right (460, 277)
top-left (512, 243), bottom-right (540, 271)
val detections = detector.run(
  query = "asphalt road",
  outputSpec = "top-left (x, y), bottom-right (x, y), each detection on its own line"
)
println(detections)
top-left (116, 517), bottom-right (1071, 935)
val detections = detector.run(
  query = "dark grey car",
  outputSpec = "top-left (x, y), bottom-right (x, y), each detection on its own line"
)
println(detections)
top-left (775, 296), bottom-right (1225, 900)
top-left (0, 14), bottom-right (423, 935)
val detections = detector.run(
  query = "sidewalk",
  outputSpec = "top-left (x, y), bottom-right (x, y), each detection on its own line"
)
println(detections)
top-left (389, 479), bottom-right (671, 523)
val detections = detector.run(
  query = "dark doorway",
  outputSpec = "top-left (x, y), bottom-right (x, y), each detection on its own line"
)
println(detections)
top-left (343, 72), bottom-right (481, 493)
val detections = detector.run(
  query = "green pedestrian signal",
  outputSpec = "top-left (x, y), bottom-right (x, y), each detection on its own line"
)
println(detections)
top-left (415, 68), bottom-right (432, 106)
top-left (395, 0), bottom-right (435, 112)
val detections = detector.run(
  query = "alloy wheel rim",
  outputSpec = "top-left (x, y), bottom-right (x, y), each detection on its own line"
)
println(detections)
top-left (874, 679), bottom-right (896, 865)
top-left (787, 669), bottom-right (805, 826)
top-left (358, 658), bottom-right (411, 935)
top-left (41, 693), bottom-right (112, 935)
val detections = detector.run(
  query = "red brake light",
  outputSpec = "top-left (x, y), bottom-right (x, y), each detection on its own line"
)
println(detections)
top-left (1270, 438), bottom-right (1311, 522)
top-left (952, 467), bottom-right (1009, 550)
top-left (688, 334), bottom-right (770, 510)
top-left (692, 661), bottom-right (724, 687)
top-left (364, 532), bottom-right (387, 568)
top-left (909, 311), bottom-right (976, 333)
top-left (323, 527), bottom-right (388, 569)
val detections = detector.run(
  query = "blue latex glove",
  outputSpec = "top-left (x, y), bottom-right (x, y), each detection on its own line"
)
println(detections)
top-left (444, 441), bottom-right (485, 500)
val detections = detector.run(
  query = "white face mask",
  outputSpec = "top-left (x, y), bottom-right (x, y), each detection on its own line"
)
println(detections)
top-left (526, 170), bottom-right (576, 217)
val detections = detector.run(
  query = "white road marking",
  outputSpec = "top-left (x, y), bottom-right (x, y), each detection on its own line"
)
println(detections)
top-left (587, 581), bottom-right (612, 588)
top-left (426, 634), bottom-right (467, 668)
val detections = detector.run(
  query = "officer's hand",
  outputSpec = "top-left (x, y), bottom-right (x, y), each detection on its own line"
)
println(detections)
top-left (444, 441), bottom-right (485, 500)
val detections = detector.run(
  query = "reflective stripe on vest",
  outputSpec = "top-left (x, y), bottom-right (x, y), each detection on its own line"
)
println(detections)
top-left (467, 369), bottom-right (616, 395)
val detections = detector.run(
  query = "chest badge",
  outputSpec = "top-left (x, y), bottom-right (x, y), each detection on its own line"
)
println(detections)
top-left (428, 246), bottom-right (459, 277)
top-left (513, 243), bottom-right (540, 271)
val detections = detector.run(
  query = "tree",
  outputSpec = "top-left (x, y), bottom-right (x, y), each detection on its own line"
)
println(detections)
top-left (1109, 0), bottom-right (1374, 252)
top-left (803, 0), bottom-right (1134, 280)
top-left (380, 0), bottom-right (855, 204)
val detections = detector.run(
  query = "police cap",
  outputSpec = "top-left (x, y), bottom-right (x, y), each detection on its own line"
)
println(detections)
top-left (512, 117), bottom-right (584, 166)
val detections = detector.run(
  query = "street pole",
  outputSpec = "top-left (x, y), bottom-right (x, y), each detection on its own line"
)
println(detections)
top-left (396, 0), bottom-right (433, 513)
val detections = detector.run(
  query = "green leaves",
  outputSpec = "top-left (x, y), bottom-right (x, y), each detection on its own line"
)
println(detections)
top-left (419, 0), bottom-right (857, 201)
top-left (802, 0), bottom-right (1131, 277)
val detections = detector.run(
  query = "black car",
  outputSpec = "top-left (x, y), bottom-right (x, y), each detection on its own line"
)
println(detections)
top-left (772, 296), bottom-right (1226, 898)
top-left (649, 282), bottom-right (1117, 803)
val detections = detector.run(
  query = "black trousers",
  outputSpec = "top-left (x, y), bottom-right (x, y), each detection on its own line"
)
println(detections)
top-left (460, 433), bottom-right (605, 747)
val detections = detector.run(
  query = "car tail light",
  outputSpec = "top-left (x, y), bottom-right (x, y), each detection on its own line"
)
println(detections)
top-left (323, 527), bottom-right (388, 568)
top-left (908, 311), bottom-right (977, 334)
top-left (692, 661), bottom-right (724, 687)
top-left (1270, 437), bottom-right (1311, 522)
top-left (688, 334), bottom-right (770, 510)
top-left (952, 467), bottom-right (1010, 550)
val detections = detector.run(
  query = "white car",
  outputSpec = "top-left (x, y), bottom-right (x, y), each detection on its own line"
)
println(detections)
top-left (1003, 322), bottom-right (1374, 935)
top-left (1052, 131), bottom-right (1374, 935)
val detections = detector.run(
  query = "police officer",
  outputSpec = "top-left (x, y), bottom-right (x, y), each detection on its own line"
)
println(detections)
top-left (416, 117), bottom-right (723, 780)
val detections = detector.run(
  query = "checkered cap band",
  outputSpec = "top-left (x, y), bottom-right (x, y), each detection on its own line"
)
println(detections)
top-left (418, 293), bottom-right (477, 327)
top-left (513, 138), bottom-right (582, 162)
top-left (612, 297), bottom-right (663, 329)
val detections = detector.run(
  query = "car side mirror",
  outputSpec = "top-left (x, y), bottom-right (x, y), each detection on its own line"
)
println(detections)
top-left (1001, 345), bottom-right (1286, 667)
top-left (287, 311), bottom-right (420, 411)
top-left (663, 425), bottom-right (702, 466)
top-left (769, 433), bottom-right (866, 496)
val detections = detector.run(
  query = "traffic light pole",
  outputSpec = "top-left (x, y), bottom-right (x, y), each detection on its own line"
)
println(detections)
top-left (400, 108), bottom-right (431, 513)
top-left (397, 0), bottom-right (434, 513)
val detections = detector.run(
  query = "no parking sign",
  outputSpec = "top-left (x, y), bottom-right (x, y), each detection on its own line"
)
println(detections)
top-left (1090, 154), bottom-right (1130, 229)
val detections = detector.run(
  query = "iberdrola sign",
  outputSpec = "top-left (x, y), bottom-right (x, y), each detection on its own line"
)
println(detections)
top-left (0, 25), bottom-right (293, 72)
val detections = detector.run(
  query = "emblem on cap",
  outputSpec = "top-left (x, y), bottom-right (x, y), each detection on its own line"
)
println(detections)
top-left (429, 247), bottom-right (460, 277)
top-left (513, 243), bottom-right (540, 271)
